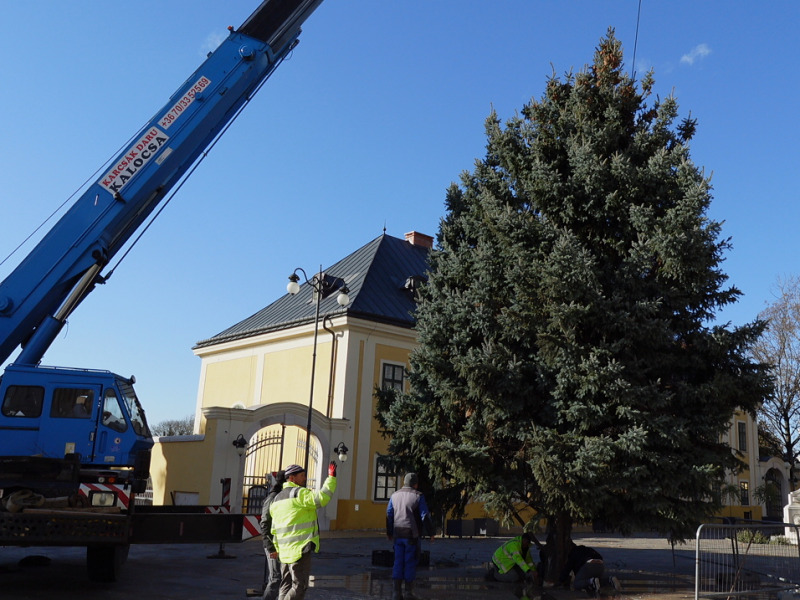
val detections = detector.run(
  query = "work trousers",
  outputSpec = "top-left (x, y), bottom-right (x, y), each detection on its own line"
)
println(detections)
top-left (572, 559), bottom-right (604, 591)
top-left (262, 552), bottom-right (281, 600)
top-left (278, 552), bottom-right (312, 600)
top-left (490, 563), bottom-right (526, 582)
top-left (392, 537), bottom-right (419, 582)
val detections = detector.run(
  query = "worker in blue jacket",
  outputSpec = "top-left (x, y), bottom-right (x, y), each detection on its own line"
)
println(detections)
top-left (386, 473), bottom-right (435, 600)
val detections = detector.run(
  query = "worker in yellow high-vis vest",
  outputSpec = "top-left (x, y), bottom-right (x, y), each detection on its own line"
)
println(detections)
top-left (489, 533), bottom-right (539, 583)
top-left (270, 461), bottom-right (337, 600)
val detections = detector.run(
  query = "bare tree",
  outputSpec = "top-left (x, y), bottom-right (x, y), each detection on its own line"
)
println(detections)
top-left (751, 276), bottom-right (800, 486)
top-left (150, 414), bottom-right (195, 437)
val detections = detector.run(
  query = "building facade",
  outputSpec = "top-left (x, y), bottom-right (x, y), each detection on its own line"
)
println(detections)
top-left (149, 232), bottom-right (431, 529)
top-left (720, 409), bottom-right (791, 522)
top-left (147, 230), bottom-right (792, 529)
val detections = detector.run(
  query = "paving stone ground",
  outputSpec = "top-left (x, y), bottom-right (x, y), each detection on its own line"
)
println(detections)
top-left (0, 531), bottom-right (700, 599)
top-left (303, 531), bottom-right (697, 600)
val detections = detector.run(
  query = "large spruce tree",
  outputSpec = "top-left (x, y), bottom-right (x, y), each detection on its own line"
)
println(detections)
top-left (376, 30), bottom-right (771, 575)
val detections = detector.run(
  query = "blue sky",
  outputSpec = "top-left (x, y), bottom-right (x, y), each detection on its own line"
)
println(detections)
top-left (0, 1), bottom-right (797, 425)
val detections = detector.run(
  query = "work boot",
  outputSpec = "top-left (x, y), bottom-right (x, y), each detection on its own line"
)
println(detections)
top-left (391, 578), bottom-right (404, 600)
top-left (405, 580), bottom-right (420, 599)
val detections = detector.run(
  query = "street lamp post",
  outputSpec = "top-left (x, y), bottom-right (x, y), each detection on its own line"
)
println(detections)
top-left (287, 266), bottom-right (350, 474)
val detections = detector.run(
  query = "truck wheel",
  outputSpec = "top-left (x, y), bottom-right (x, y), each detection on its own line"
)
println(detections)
top-left (86, 544), bottom-right (129, 582)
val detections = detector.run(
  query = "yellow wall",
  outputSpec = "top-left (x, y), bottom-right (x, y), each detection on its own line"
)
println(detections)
top-left (150, 419), bottom-right (219, 505)
top-left (335, 499), bottom-right (387, 530)
top-left (716, 505), bottom-right (764, 521)
top-left (262, 342), bottom-right (332, 413)
top-left (204, 357), bottom-right (256, 407)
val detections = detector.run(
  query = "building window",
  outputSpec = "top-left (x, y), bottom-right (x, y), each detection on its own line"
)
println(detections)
top-left (739, 481), bottom-right (749, 506)
top-left (374, 457), bottom-right (401, 501)
top-left (737, 421), bottom-right (747, 452)
top-left (382, 363), bottom-right (405, 391)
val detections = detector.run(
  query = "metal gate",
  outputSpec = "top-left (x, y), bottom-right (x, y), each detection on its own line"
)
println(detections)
top-left (242, 427), bottom-right (283, 513)
top-left (295, 432), bottom-right (320, 490)
top-left (695, 522), bottom-right (800, 599)
top-left (240, 425), bottom-right (322, 512)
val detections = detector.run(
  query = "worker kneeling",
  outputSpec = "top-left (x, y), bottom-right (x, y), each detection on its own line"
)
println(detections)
top-left (488, 533), bottom-right (538, 583)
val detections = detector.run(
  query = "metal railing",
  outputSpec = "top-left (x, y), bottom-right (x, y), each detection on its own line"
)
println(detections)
top-left (695, 522), bottom-right (800, 599)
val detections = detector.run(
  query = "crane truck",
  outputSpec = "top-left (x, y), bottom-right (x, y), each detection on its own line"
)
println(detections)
top-left (0, 0), bottom-right (323, 581)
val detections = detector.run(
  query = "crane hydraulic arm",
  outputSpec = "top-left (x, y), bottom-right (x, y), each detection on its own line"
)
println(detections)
top-left (0, 0), bottom-right (322, 368)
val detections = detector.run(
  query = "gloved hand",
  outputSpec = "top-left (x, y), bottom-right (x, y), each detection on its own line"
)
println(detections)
top-left (328, 461), bottom-right (337, 477)
top-left (524, 570), bottom-right (536, 583)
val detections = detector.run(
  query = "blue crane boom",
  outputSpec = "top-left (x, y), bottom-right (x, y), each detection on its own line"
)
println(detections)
top-left (0, 0), bottom-right (323, 491)
top-left (0, 0), bottom-right (322, 368)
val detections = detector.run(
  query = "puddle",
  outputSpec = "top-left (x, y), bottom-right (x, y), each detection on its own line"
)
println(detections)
top-left (312, 573), bottom-right (522, 594)
top-left (311, 573), bottom-right (571, 597)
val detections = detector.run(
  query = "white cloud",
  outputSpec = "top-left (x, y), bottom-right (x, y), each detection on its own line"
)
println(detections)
top-left (681, 44), bottom-right (711, 66)
top-left (201, 31), bottom-right (228, 57)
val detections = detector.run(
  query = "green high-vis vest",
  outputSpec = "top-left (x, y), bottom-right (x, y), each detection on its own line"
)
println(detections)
top-left (493, 536), bottom-right (535, 574)
top-left (270, 477), bottom-right (337, 564)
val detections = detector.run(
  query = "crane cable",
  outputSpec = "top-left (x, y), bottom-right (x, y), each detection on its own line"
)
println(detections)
top-left (0, 166), bottom-right (112, 270)
top-left (631, 0), bottom-right (643, 80)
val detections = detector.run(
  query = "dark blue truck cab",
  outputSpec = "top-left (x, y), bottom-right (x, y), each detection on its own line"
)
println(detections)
top-left (0, 364), bottom-right (152, 495)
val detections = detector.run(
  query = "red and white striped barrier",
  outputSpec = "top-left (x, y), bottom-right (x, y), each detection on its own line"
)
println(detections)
top-left (204, 505), bottom-right (230, 514)
top-left (242, 515), bottom-right (261, 540)
top-left (220, 477), bottom-right (231, 508)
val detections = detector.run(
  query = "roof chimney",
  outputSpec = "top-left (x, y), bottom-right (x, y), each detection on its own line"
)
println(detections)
top-left (404, 231), bottom-right (433, 249)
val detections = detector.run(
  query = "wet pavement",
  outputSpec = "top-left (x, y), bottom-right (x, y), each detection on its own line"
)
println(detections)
top-left (0, 531), bottom-right (697, 599)
top-left (303, 532), bottom-right (697, 600)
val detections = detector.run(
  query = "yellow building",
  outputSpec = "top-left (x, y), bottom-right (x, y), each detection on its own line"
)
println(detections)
top-left (148, 230), bottom-right (792, 530)
top-left (719, 409), bottom-right (790, 522)
top-left (150, 231), bottom-right (431, 530)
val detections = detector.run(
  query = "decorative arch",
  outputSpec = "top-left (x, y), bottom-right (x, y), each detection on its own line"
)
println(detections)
top-left (199, 402), bottom-right (349, 528)
top-left (206, 403), bottom-right (349, 515)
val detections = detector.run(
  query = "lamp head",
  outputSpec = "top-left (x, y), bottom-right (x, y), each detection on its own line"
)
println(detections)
top-left (334, 442), bottom-right (349, 462)
top-left (336, 286), bottom-right (350, 307)
top-left (232, 434), bottom-right (247, 457)
top-left (287, 273), bottom-right (301, 295)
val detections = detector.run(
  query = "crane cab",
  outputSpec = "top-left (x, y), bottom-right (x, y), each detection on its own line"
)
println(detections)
top-left (0, 363), bottom-right (152, 495)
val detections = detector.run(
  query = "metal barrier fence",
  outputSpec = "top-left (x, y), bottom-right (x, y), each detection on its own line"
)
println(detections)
top-left (695, 522), bottom-right (800, 599)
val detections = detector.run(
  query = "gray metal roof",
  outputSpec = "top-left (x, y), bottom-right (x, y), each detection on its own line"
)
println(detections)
top-left (194, 233), bottom-right (431, 349)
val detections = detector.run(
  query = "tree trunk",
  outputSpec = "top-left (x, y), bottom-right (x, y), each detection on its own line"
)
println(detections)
top-left (542, 511), bottom-right (573, 586)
